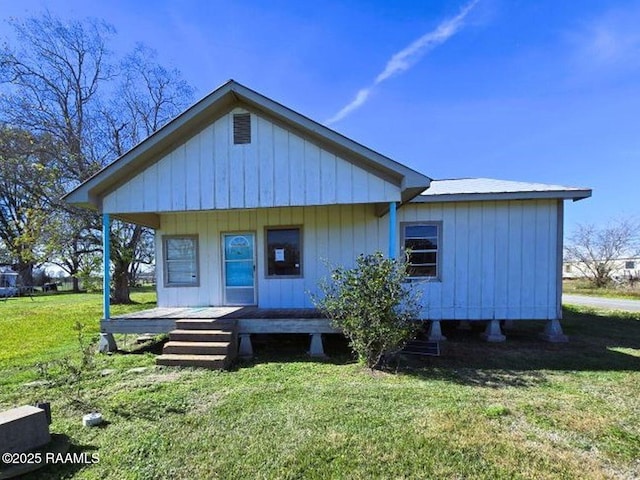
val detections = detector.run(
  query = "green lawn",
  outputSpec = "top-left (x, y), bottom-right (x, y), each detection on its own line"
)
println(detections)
top-left (1, 293), bottom-right (639, 479)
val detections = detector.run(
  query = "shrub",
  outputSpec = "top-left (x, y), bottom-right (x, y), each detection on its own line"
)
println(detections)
top-left (314, 252), bottom-right (421, 369)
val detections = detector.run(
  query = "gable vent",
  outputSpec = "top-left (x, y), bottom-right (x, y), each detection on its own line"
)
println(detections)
top-left (233, 113), bottom-right (251, 144)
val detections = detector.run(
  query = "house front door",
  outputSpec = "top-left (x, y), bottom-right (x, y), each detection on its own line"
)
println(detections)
top-left (222, 232), bottom-right (256, 305)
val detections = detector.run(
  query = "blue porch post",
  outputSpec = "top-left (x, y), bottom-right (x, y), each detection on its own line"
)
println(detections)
top-left (99, 213), bottom-right (116, 353)
top-left (388, 201), bottom-right (397, 258)
top-left (102, 213), bottom-right (111, 320)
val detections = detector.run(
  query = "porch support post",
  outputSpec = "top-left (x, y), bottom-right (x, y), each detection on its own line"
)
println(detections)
top-left (238, 333), bottom-right (253, 358)
top-left (102, 213), bottom-right (111, 320)
top-left (427, 320), bottom-right (446, 342)
top-left (482, 320), bottom-right (506, 342)
top-left (99, 214), bottom-right (116, 353)
top-left (389, 201), bottom-right (397, 258)
top-left (98, 333), bottom-right (117, 354)
top-left (540, 319), bottom-right (568, 343)
top-left (309, 333), bottom-right (326, 358)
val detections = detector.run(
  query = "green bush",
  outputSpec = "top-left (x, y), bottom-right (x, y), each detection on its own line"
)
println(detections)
top-left (314, 252), bottom-right (421, 368)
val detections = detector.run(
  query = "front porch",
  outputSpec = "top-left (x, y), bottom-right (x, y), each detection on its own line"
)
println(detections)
top-left (100, 307), bottom-right (340, 359)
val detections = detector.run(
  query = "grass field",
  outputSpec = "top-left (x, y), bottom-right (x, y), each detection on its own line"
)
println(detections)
top-left (1, 292), bottom-right (639, 479)
top-left (563, 279), bottom-right (640, 300)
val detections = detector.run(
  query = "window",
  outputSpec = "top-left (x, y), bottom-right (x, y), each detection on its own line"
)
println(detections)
top-left (625, 261), bottom-right (636, 269)
top-left (402, 223), bottom-right (440, 279)
top-left (233, 113), bottom-right (251, 144)
top-left (565, 264), bottom-right (572, 273)
top-left (163, 236), bottom-right (199, 286)
top-left (266, 227), bottom-right (301, 277)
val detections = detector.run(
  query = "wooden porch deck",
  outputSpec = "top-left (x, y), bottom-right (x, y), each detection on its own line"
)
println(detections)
top-left (103, 307), bottom-right (339, 335)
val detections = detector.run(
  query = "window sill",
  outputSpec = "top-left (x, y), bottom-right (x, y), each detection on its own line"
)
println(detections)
top-left (404, 277), bottom-right (441, 284)
top-left (265, 275), bottom-right (303, 280)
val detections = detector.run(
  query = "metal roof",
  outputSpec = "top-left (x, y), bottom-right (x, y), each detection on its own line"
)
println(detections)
top-left (413, 178), bottom-right (592, 203)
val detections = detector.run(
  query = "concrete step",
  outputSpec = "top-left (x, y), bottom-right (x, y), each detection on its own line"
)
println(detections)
top-left (175, 319), bottom-right (236, 330)
top-left (163, 341), bottom-right (231, 355)
top-left (156, 354), bottom-right (228, 369)
top-left (169, 329), bottom-right (234, 342)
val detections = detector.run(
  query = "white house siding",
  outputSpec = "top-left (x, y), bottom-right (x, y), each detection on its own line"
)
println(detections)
top-left (398, 199), bottom-right (560, 320)
top-left (155, 199), bottom-right (561, 321)
top-left (103, 108), bottom-right (400, 214)
top-left (155, 204), bottom-right (388, 308)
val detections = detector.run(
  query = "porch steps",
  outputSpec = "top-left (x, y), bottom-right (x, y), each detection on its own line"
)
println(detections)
top-left (162, 341), bottom-right (230, 355)
top-left (156, 320), bottom-right (237, 370)
top-left (168, 329), bottom-right (234, 342)
top-left (155, 354), bottom-right (228, 369)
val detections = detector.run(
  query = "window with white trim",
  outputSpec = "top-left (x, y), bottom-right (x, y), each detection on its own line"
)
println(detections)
top-left (402, 223), bottom-right (440, 279)
top-left (163, 236), bottom-right (199, 286)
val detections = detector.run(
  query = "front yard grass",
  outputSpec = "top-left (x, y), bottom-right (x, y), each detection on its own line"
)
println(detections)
top-left (1, 293), bottom-right (639, 479)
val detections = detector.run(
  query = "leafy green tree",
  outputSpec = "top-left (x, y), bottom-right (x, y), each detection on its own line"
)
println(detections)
top-left (314, 252), bottom-right (421, 369)
top-left (0, 127), bottom-right (57, 285)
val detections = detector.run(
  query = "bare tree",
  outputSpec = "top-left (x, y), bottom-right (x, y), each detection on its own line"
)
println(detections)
top-left (565, 218), bottom-right (640, 287)
top-left (1, 14), bottom-right (194, 302)
top-left (0, 12), bottom-right (115, 181)
top-left (101, 44), bottom-right (193, 303)
top-left (0, 13), bottom-right (114, 291)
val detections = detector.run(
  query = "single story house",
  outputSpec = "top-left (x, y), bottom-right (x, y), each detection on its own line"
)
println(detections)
top-left (64, 80), bottom-right (591, 366)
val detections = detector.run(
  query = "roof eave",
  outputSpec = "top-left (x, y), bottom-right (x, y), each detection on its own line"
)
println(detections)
top-left (63, 80), bottom-right (239, 206)
top-left (412, 189), bottom-right (592, 203)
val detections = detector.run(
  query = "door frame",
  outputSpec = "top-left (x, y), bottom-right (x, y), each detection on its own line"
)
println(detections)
top-left (221, 231), bottom-right (257, 306)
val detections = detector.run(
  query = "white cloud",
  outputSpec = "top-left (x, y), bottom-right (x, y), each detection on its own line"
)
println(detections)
top-left (571, 6), bottom-right (640, 69)
top-left (326, 0), bottom-right (478, 126)
top-left (325, 88), bottom-right (373, 126)
top-left (375, 0), bottom-right (478, 84)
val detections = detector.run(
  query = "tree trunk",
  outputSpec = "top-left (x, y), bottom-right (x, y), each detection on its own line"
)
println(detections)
top-left (72, 276), bottom-right (80, 292)
top-left (112, 261), bottom-right (132, 304)
top-left (15, 262), bottom-right (34, 288)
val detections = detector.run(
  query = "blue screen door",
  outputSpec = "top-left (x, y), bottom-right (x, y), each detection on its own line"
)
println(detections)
top-left (223, 233), bottom-right (256, 305)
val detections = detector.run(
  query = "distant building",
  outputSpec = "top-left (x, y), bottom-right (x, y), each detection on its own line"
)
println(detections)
top-left (0, 266), bottom-right (18, 297)
top-left (563, 257), bottom-right (640, 281)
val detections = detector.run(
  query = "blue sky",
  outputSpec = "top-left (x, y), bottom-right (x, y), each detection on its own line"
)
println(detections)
top-left (1, 0), bottom-right (639, 234)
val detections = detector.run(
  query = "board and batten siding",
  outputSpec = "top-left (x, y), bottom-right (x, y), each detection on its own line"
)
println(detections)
top-left (155, 199), bottom-right (561, 320)
top-left (103, 108), bottom-right (400, 214)
top-left (155, 204), bottom-right (387, 308)
top-left (399, 199), bottom-right (560, 320)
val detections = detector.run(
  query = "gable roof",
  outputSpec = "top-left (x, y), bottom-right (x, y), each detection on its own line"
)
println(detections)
top-left (63, 80), bottom-right (430, 210)
top-left (413, 178), bottom-right (592, 203)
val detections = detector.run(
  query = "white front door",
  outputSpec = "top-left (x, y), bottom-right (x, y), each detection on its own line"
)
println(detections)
top-left (222, 233), bottom-right (256, 305)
